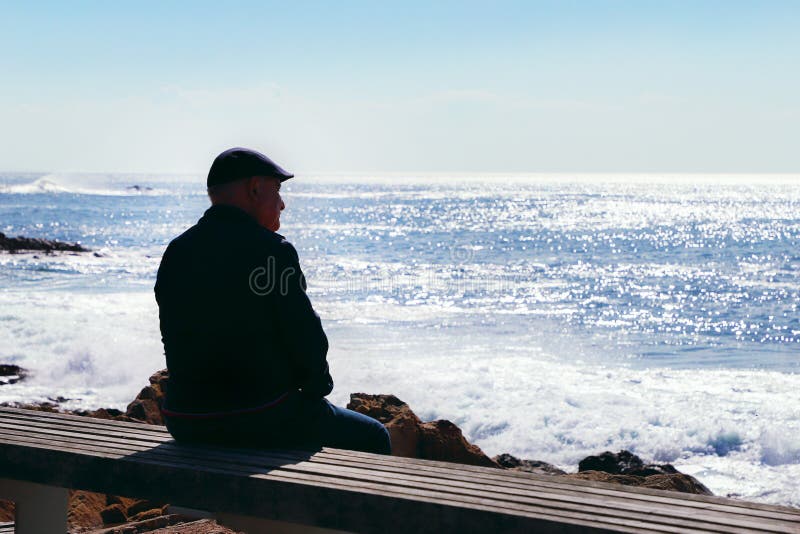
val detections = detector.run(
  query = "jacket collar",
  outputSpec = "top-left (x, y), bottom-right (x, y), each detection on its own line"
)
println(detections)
top-left (201, 204), bottom-right (259, 226)
top-left (200, 204), bottom-right (284, 238)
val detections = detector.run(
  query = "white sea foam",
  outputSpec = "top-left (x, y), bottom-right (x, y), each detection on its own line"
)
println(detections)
top-left (3, 287), bottom-right (796, 505)
top-left (0, 173), bottom-right (176, 196)
top-left (2, 175), bottom-right (800, 508)
top-left (0, 291), bottom-right (164, 409)
top-left (322, 319), bottom-right (800, 506)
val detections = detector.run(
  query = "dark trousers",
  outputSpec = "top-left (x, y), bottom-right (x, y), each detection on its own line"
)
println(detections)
top-left (164, 394), bottom-right (391, 455)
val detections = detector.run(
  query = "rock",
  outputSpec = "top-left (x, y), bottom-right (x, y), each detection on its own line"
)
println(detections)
top-left (384, 410), bottom-right (423, 458)
top-left (573, 450), bottom-right (712, 495)
top-left (418, 419), bottom-right (498, 467)
top-left (68, 407), bottom-right (138, 423)
top-left (126, 498), bottom-right (165, 518)
top-left (0, 500), bottom-right (14, 522)
top-left (579, 449), bottom-right (642, 474)
top-left (105, 495), bottom-right (140, 512)
top-left (89, 408), bottom-right (126, 420)
top-left (567, 471), bottom-right (646, 487)
top-left (579, 450), bottom-right (679, 477)
top-left (0, 401), bottom-right (61, 413)
top-left (68, 490), bottom-right (107, 530)
top-left (128, 505), bottom-right (169, 523)
top-left (125, 369), bottom-right (169, 425)
top-left (566, 470), bottom-right (713, 495)
top-left (347, 393), bottom-right (408, 423)
top-left (638, 473), bottom-right (713, 494)
top-left (0, 364), bottom-right (27, 385)
top-left (0, 232), bottom-right (89, 253)
top-left (493, 453), bottom-right (566, 475)
top-left (149, 518), bottom-right (241, 534)
top-left (347, 393), bottom-right (498, 468)
top-left (126, 185), bottom-right (154, 192)
top-left (100, 503), bottom-right (128, 525)
top-left (88, 517), bottom-right (241, 534)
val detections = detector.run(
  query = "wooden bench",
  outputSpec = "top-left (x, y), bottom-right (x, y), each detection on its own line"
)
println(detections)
top-left (0, 407), bottom-right (798, 533)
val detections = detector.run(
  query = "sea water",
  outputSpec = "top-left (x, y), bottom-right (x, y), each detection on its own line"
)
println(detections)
top-left (1, 172), bottom-right (798, 506)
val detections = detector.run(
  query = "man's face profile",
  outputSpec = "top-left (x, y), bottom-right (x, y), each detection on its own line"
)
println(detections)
top-left (251, 176), bottom-right (285, 232)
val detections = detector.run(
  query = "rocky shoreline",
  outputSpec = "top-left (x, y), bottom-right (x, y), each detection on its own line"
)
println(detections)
top-left (0, 232), bottom-right (90, 254)
top-left (0, 368), bottom-right (712, 532)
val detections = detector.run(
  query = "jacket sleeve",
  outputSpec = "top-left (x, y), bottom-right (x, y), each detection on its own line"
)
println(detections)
top-left (272, 239), bottom-right (333, 399)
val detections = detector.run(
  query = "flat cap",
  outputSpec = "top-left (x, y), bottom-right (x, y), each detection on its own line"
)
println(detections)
top-left (207, 147), bottom-right (293, 188)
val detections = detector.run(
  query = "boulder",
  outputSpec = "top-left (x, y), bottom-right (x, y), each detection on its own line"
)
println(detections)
top-left (0, 364), bottom-right (27, 385)
top-left (68, 490), bottom-right (107, 530)
top-left (0, 232), bottom-right (89, 253)
top-left (574, 450), bottom-right (712, 495)
top-left (347, 393), bottom-right (498, 468)
top-left (566, 470), bottom-right (713, 495)
top-left (0, 500), bottom-right (13, 522)
top-left (579, 450), bottom-right (679, 477)
top-left (125, 499), bottom-right (163, 518)
top-left (80, 408), bottom-right (131, 421)
top-left (128, 505), bottom-right (170, 523)
top-left (493, 453), bottom-right (566, 475)
top-left (147, 518), bottom-right (241, 533)
top-left (99, 503), bottom-right (128, 525)
top-left (125, 369), bottom-right (169, 425)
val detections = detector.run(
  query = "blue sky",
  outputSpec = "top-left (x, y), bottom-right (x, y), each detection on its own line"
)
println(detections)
top-left (1, 1), bottom-right (798, 173)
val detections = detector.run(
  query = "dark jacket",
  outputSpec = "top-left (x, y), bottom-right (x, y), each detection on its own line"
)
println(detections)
top-left (154, 204), bottom-right (332, 414)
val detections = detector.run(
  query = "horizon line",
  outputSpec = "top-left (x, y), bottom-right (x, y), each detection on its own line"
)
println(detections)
top-left (3, 169), bottom-right (800, 177)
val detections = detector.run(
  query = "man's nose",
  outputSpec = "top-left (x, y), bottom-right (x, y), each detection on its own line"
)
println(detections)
top-left (280, 199), bottom-right (286, 211)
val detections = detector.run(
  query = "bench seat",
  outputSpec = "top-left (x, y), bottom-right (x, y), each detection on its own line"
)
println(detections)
top-left (0, 407), bottom-right (798, 533)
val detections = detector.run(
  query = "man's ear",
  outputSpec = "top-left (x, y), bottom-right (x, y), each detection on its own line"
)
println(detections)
top-left (247, 176), bottom-right (260, 198)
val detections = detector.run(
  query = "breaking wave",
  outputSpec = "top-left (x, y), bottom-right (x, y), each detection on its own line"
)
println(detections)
top-left (0, 173), bottom-right (188, 196)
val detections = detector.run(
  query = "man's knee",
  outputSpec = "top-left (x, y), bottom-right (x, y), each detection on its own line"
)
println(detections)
top-left (373, 422), bottom-right (391, 455)
top-left (348, 410), bottom-right (391, 455)
top-left (324, 404), bottom-right (392, 455)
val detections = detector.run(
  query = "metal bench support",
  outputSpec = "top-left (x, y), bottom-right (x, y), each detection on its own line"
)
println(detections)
top-left (0, 478), bottom-right (68, 534)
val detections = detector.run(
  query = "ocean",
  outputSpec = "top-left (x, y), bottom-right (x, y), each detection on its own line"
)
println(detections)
top-left (1, 172), bottom-right (798, 506)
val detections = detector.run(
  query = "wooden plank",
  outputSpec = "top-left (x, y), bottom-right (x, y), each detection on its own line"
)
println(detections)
top-left (0, 429), bottom-right (694, 528)
top-left (2, 408), bottom-right (792, 522)
top-left (2, 409), bottom-right (799, 532)
top-left (0, 441), bottom-right (658, 533)
top-left (0, 409), bottom-right (788, 516)
top-left (0, 418), bottom-right (166, 446)
top-left (1, 416), bottom-right (797, 529)
top-left (0, 430), bottom-right (793, 534)
top-left (0, 432), bottom-right (730, 534)
top-left (324, 446), bottom-right (800, 515)
top-left (313, 450), bottom-right (800, 521)
top-left (126, 445), bottom-right (800, 533)
top-left (9, 432), bottom-right (796, 534)
top-left (1, 414), bottom-right (800, 528)
top-left (0, 409), bottom-right (173, 440)
top-left (0, 423), bottom-right (762, 529)
top-left (129, 450), bottom-right (794, 533)
top-left (3, 409), bottom-right (800, 527)
top-left (0, 406), bottom-right (165, 431)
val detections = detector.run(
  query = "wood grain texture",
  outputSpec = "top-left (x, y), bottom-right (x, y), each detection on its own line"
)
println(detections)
top-left (1, 408), bottom-right (798, 534)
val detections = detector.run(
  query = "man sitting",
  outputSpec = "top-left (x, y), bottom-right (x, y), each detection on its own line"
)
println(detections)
top-left (154, 147), bottom-right (390, 454)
